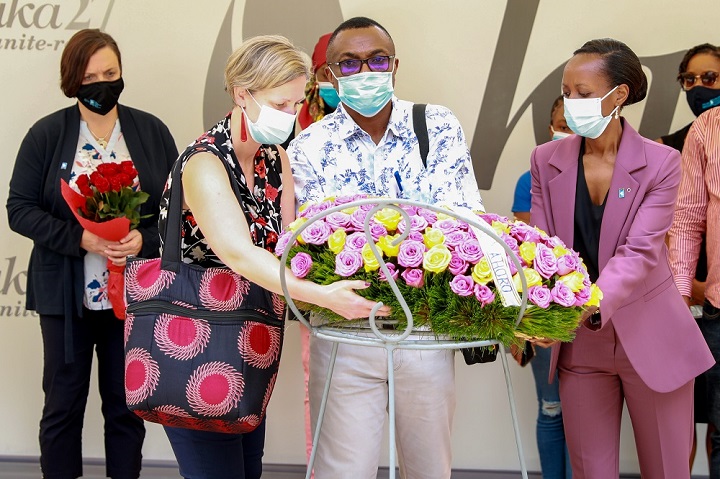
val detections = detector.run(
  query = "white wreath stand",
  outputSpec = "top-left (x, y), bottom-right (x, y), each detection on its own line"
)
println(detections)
top-left (280, 198), bottom-right (529, 479)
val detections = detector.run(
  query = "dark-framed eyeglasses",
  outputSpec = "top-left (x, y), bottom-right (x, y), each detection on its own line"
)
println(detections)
top-left (677, 71), bottom-right (719, 91)
top-left (328, 55), bottom-right (395, 76)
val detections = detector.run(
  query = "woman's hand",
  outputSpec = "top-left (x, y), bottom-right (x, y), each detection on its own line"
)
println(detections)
top-left (317, 280), bottom-right (391, 320)
top-left (80, 230), bottom-right (118, 257)
top-left (105, 229), bottom-right (143, 266)
top-left (529, 337), bottom-right (558, 348)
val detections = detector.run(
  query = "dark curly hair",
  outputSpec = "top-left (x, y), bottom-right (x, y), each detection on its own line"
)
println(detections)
top-left (573, 38), bottom-right (647, 106)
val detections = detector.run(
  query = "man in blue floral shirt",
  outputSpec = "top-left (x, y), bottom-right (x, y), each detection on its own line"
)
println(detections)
top-left (288, 16), bottom-right (484, 479)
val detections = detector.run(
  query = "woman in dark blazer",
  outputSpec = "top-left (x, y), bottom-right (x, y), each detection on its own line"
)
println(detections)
top-left (530, 38), bottom-right (713, 479)
top-left (6, 29), bottom-right (177, 479)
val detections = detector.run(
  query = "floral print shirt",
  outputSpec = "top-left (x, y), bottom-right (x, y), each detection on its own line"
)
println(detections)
top-left (70, 120), bottom-right (138, 310)
top-left (287, 97), bottom-right (484, 211)
top-left (159, 113), bottom-right (284, 268)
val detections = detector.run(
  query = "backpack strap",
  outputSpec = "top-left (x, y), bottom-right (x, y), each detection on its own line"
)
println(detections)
top-left (412, 103), bottom-right (429, 168)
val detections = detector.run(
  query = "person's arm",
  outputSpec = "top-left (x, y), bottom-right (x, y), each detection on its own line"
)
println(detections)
top-left (529, 147), bottom-right (550, 235)
top-left (182, 153), bottom-right (387, 320)
top-left (424, 105), bottom-right (484, 211)
top-left (278, 146), bottom-right (296, 227)
top-left (6, 126), bottom-right (86, 257)
top-left (512, 171), bottom-right (532, 224)
top-left (596, 147), bottom-right (681, 323)
top-left (669, 121), bottom-right (709, 302)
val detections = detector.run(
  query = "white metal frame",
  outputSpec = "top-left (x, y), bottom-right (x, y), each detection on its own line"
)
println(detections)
top-left (279, 198), bottom-right (529, 479)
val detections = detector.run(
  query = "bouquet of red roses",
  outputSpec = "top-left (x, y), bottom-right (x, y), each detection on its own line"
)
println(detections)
top-left (61, 161), bottom-right (149, 319)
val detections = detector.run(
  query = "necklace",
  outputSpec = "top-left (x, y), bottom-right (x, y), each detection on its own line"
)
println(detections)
top-left (87, 123), bottom-right (114, 149)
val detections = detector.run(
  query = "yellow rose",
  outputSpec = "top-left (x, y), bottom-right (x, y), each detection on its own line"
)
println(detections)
top-left (373, 208), bottom-right (402, 230)
top-left (288, 217), bottom-right (308, 244)
top-left (436, 209), bottom-right (453, 221)
top-left (322, 196), bottom-right (336, 203)
top-left (552, 245), bottom-right (570, 258)
top-left (513, 268), bottom-right (543, 292)
top-left (377, 234), bottom-right (401, 257)
top-left (341, 206), bottom-right (359, 215)
top-left (472, 258), bottom-right (494, 285)
top-left (492, 220), bottom-right (510, 236)
top-left (558, 271), bottom-right (585, 292)
top-left (423, 245), bottom-right (452, 273)
top-left (585, 284), bottom-right (603, 307)
top-left (518, 242), bottom-right (537, 265)
top-left (423, 228), bottom-right (445, 249)
top-left (328, 229), bottom-right (347, 255)
top-left (362, 243), bottom-right (381, 272)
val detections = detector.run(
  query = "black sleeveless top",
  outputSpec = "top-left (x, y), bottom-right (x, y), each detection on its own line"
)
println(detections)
top-left (573, 139), bottom-right (605, 283)
top-left (159, 112), bottom-right (284, 267)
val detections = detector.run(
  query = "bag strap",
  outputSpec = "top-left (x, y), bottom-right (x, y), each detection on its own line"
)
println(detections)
top-left (161, 152), bottom-right (243, 271)
top-left (412, 103), bottom-right (429, 168)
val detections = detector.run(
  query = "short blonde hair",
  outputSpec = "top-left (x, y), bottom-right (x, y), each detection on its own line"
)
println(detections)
top-left (224, 35), bottom-right (311, 98)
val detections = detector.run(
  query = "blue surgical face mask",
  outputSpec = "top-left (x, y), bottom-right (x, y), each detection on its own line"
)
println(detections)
top-left (551, 127), bottom-right (571, 141)
top-left (330, 66), bottom-right (395, 117)
top-left (563, 86), bottom-right (619, 139)
top-left (318, 82), bottom-right (340, 109)
top-left (241, 91), bottom-right (297, 144)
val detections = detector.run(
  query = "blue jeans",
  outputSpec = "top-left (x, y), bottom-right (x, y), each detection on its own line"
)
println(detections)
top-left (164, 419), bottom-right (266, 479)
top-left (701, 302), bottom-right (720, 479)
top-left (530, 345), bottom-right (571, 479)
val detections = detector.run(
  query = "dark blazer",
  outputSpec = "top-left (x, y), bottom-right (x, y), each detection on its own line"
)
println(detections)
top-left (7, 104), bottom-right (178, 319)
top-left (530, 121), bottom-right (713, 393)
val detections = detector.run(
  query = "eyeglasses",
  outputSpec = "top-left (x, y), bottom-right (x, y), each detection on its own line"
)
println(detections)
top-left (677, 71), bottom-right (719, 91)
top-left (328, 55), bottom-right (395, 76)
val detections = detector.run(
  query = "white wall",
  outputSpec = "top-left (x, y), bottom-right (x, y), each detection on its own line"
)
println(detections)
top-left (0, 0), bottom-right (715, 475)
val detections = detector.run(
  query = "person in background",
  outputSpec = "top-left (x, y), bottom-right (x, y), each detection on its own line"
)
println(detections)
top-left (512, 95), bottom-right (571, 224)
top-left (531, 38), bottom-right (713, 479)
top-left (288, 17), bottom-right (484, 479)
top-left (6, 29), bottom-right (178, 479)
top-left (669, 106), bottom-right (720, 479)
top-left (160, 34), bottom-right (387, 479)
top-left (511, 94), bottom-right (573, 479)
top-left (657, 42), bottom-right (720, 471)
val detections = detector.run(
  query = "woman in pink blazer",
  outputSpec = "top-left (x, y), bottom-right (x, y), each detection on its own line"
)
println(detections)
top-left (530, 38), bottom-right (714, 479)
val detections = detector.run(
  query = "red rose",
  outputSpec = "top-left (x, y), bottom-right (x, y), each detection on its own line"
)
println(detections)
top-left (116, 172), bottom-right (133, 188)
top-left (120, 161), bottom-right (138, 177)
top-left (90, 171), bottom-right (111, 193)
top-left (109, 176), bottom-right (123, 192)
top-left (75, 174), bottom-right (94, 197)
top-left (265, 183), bottom-right (279, 202)
top-left (96, 163), bottom-right (120, 177)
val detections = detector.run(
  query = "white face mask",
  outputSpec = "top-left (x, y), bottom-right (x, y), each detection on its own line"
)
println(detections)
top-left (241, 91), bottom-right (297, 145)
top-left (550, 127), bottom-right (571, 141)
top-left (563, 86), bottom-right (619, 139)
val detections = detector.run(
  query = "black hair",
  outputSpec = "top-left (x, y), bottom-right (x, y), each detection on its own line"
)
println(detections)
top-left (550, 95), bottom-right (563, 123)
top-left (573, 38), bottom-right (647, 106)
top-left (678, 43), bottom-right (720, 74)
top-left (327, 16), bottom-right (394, 54)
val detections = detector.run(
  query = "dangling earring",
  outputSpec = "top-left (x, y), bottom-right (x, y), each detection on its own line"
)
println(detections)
top-left (614, 107), bottom-right (621, 120)
top-left (240, 108), bottom-right (248, 142)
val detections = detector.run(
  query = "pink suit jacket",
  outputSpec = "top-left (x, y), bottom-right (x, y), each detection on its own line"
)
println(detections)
top-left (529, 121), bottom-right (713, 393)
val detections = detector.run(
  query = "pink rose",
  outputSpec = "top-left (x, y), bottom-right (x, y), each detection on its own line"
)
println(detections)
top-left (300, 220), bottom-right (332, 245)
top-left (334, 250), bottom-right (363, 277)
top-left (290, 252), bottom-right (312, 278)
top-left (401, 268), bottom-right (425, 288)
top-left (551, 281), bottom-right (576, 307)
top-left (417, 208), bottom-right (437, 225)
top-left (528, 285), bottom-right (551, 308)
top-left (449, 275), bottom-right (475, 297)
top-left (444, 230), bottom-right (469, 249)
top-left (434, 218), bottom-right (461, 235)
top-left (369, 222), bottom-right (388, 241)
top-left (456, 238), bottom-right (484, 263)
top-left (533, 243), bottom-right (558, 279)
top-left (397, 215), bottom-right (429, 234)
top-left (474, 283), bottom-right (495, 306)
top-left (509, 223), bottom-right (542, 243)
top-left (407, 231), bottom-right (424, 243)
top-left (574, 287), bottom-right (591, 307)
top-left (397, 240), bottom-right (425, 268)
top-left (448, 251), bottom-right (469, 275)
top-left (345, 232), bottom-right (368, 251)
top-left (556, 254), bottom-right (581, 276)
top-left (350, 209), bottom-right (369, 230)
top-left (325, 212), bottom-right (352, 231)
top-left (379, 262), bottom-right (399, 282)
top-left (274, 230), bottom-right (295, 257)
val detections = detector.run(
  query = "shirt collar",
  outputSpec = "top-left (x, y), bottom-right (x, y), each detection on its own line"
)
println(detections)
top-left (333, 96), bottom-right (411, 141)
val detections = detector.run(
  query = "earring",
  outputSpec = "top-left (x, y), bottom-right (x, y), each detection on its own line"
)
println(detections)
top-left (240, 109), bottom-right (247, 142)
top-left (614, 108), bottom-right (620, 120)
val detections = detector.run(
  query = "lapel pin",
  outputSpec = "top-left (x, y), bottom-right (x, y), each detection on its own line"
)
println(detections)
top-left (60, 162), bottom-right (67, 170)
top-left (618, 188), bottom-right (625, 198)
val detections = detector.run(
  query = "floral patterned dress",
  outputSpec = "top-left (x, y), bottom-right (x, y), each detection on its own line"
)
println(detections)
top-left (159, 112), bottom-right (284, 267)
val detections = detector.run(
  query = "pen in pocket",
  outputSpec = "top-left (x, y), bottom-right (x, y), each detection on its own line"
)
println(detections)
top-left (393, 171), bottom-right (403, 193)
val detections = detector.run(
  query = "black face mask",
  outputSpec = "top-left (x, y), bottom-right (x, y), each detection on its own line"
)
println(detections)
top-left (686, 86), bottom-right (720, 117)
top-left (76, 78), bottom-right (124, 115)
